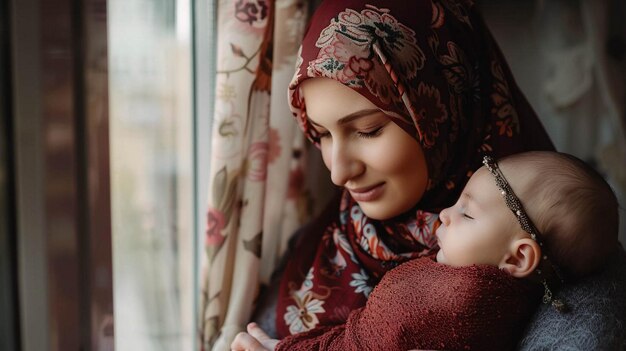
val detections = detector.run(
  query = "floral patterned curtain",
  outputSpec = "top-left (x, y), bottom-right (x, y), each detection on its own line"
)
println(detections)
top-left (199, 1), bottom-right (315, 350)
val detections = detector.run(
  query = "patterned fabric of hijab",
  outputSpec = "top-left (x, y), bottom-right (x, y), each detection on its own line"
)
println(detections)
top-left (276, 0), bottom-right (554, 337)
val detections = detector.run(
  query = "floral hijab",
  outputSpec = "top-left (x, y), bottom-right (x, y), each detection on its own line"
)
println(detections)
top-left (276, 0), bottom-right (554, 337)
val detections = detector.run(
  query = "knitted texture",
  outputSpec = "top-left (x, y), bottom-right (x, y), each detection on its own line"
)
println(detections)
top-left (277, 258), bottom-right (540, 351)
top-left (518, 246), bottom-right (626, 350)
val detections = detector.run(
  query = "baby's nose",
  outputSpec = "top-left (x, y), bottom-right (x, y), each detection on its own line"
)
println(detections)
top-left (439, 207), bottom-right (451, 225)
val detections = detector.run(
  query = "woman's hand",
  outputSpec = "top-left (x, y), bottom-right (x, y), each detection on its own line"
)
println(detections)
top-left (231, 323), bottom-right (279, 351)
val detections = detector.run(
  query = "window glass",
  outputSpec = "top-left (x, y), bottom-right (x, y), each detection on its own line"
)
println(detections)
top-left (108, 0), bottom-right (193, 349)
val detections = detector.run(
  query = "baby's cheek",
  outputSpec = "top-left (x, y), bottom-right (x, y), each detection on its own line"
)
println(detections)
top-left (436, 249), bottom-right (445, 264)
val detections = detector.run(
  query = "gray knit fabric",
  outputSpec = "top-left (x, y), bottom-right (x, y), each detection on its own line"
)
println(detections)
top-left (518, 246), bottom-right (626, 351)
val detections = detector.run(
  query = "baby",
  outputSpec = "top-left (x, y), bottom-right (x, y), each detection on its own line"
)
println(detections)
top-left (232, 151), bottom-right (620, 351)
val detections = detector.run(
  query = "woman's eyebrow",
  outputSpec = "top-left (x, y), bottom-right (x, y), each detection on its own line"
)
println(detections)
top-left (308, 108), bottom-right (381, 127)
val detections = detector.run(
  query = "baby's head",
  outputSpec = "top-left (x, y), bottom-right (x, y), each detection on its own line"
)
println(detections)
top-left (436, 151), bottom-right (619, 283)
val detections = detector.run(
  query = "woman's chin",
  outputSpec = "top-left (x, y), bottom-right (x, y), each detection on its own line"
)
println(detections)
top-left (358, 200), bottom-right (416, 221)
top-left (358, 205), bottom-right (395, 221)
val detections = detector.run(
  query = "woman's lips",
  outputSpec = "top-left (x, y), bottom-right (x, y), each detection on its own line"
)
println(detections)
top-left (348, 183), bottom-right (385, 202)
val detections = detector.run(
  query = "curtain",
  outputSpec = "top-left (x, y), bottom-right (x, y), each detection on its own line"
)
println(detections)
top-left (198, 1), bottom-right (323, 349)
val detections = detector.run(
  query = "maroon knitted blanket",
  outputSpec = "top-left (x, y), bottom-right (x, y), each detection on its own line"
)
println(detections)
top-left (276, 258), bottom-right (541, 351)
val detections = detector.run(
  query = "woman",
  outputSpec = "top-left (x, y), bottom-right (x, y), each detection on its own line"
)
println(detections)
top-left (244, 0), bottom-right (553, 346)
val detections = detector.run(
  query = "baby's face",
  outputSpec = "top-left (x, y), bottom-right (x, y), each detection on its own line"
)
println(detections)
top-left (436, 167), bottom-right (523, 267)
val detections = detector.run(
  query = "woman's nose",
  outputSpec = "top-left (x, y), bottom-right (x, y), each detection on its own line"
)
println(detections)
top-left (328, 142), bottom-right (363, 186)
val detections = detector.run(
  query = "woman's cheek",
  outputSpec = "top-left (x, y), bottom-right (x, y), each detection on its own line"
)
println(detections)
top-left (368, 138), bottom-right (407, 172)
top-left (375, 137), bottom-right (427, 196)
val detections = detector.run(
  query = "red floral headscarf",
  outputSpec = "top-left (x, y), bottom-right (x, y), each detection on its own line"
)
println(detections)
top-left (276, 0), bottom-right (554, 337)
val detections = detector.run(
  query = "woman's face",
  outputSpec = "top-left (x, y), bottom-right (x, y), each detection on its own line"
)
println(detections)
top-left (301, 78), bottom-right (428, 220)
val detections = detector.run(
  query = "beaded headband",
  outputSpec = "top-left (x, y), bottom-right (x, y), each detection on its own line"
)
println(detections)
top-left (482, 156), bottom-right (567, 312)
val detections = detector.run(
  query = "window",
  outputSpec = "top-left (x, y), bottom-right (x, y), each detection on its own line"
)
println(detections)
top-left (108, 0), bottom-right (203, 349)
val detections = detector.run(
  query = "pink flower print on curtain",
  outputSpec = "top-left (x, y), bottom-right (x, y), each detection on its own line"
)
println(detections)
top-left (246, 141), bottom-right (268, 182)
top-left (205, 208), bottom-right (227, 247)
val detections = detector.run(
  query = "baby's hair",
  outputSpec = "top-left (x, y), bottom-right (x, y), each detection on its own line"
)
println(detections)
top-left (499, 151), bottom-right (619, 282)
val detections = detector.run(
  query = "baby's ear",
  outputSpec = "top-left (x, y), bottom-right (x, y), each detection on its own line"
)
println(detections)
top-left (499, 238), bottom-right (541, 278)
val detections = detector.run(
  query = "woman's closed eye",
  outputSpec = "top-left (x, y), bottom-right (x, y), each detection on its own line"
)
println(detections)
top-left (316, 130), bottom-right (331, 140)
top-left (315, 125), bottom-right (385, 141)
top-left (463, 213), bottom-right (475, 220)
top-left (356, 126), bottom-right (384, 139)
